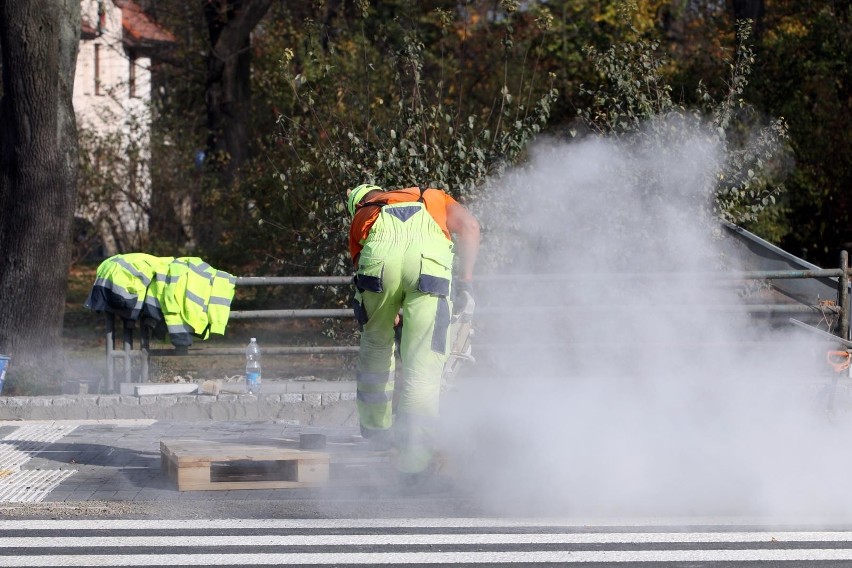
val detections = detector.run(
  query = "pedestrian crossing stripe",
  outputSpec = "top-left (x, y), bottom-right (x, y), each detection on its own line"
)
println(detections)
top-left (5, 531), bottom-right (852, 546)
top-left (6, 519), bottom-right (852, 565)
top-left (10, 549), bottom-right (852, 566)
top-left (0, 517), bottom-right (820, 529)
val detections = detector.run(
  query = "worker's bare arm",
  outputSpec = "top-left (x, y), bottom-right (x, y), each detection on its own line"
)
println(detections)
top-left (446, 202), bottom-right (481, 282)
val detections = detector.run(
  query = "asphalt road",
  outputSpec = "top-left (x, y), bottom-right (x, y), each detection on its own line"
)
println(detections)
top-left (7, 420), bottom-right (852, 566)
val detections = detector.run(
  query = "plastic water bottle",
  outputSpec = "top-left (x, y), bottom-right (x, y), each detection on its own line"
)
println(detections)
top-left (245, 338), bottom-right (261, 394)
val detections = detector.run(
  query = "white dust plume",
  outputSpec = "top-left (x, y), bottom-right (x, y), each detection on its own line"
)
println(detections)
top-left (440, 125), bottom-right (849, 520)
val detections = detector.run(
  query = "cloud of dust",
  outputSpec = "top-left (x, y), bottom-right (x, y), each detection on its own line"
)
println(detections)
top-left (439, 123), bottom-right (852, 520)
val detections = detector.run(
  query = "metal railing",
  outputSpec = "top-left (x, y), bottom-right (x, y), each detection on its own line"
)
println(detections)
top-left (103, 251), bottom-right (852, 393)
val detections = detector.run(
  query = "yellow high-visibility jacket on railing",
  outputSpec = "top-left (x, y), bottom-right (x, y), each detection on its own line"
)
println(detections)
top-left (84, 253), bottom-right (236, 348)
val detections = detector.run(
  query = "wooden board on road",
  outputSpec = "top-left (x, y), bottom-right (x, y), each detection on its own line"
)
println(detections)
top-left (161, 439), bottom-right (330, 491)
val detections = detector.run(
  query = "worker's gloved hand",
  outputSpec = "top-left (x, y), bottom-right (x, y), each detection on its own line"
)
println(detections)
top-left (453, 280), bottom-right (475, 317)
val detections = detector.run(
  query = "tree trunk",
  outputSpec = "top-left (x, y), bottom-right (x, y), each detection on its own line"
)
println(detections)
top-left (203, 0), bottom-right (271, 182)
top-left (0, 0), bottom-right (80, 391)
top-left (196, 0), bottom-right (270, 249)
top-left (729, 0), bottom-right (765, 36)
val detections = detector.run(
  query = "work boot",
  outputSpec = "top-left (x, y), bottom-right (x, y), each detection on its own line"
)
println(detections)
top-left (359, 424), bottom-right (394, 451)
top-left (396, 459), bottom-right (454, 495)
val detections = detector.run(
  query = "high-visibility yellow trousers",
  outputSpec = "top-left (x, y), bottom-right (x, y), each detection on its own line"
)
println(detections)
top-left (354, 202), bottom-right (453, 473)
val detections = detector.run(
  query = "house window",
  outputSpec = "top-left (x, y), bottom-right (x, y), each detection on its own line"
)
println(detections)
top-left (129, 53), bottom-right (137, 98)
top-left (94, 44), bottom-right (102, 96)
top-left (97, 0), bottom-right (106, 35)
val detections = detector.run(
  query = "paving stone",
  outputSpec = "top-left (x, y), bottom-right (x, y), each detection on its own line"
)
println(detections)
top-left (322, 393), bottom-right (341, 404)
top-left (66, 489), bottom-right (97, 500)
top-left (304, 393), bottom-right (322, 406)
top-left (103, 490), bottom-right (142, 501)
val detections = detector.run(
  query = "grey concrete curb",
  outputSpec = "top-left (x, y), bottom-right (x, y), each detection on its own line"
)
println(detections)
top-left (0, 381), bottom-right (358, 424)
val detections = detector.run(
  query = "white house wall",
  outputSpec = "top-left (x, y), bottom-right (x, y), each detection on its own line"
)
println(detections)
top-left (74, 0), bottom-right (153, 256)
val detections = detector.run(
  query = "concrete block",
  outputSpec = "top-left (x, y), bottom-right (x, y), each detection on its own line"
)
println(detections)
top-left (175, 395), bottom-right (198, 404)
top-left (261, 394), bottom-right (280, 404)
top-left (304, 393), bottom-right (322, 407)
top-left (281, 393), bottom-right (302, 403)
top-left (138, 396), bottom-right (159, 405)
top-left (196, 395), bottom-right (216, 404)
top-left (135, 383), bottom-right (198, 396)
top-left (98, 395), bottom-right (121, 407)
top-left (30, 397), bottom-right (52, 407)
top-left (155, 395), bottom-right (177, 406)
top-left (216, 394), bottom-right (238, 403)
top-left (322, 392), bottom-right (341, 405)
top-left (51, 397), bottom-right (75, 407)
top-left (283, 380), bottom-right (356, 393)
top-left (119, 396), bottom-right (140, 406)
top-left (79, 395), bottom-right (100, 407)
top-left (340, 392), bottom-right (357, 401)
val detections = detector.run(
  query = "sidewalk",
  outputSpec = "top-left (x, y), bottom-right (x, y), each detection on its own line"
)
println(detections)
top-left (0, 418), bottom-right (378, 506)
top-left (0, 378), bottom-right (375, 510)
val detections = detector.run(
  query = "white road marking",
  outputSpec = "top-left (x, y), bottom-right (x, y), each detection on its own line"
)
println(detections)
top-left (2, 424), bottom-right (79, 444)
top-left (0, 424), bottom-right (78, 503)
top-left (0, 420), bottom-right (156, 427)
top-left (0, 517), bottom-right (793, 530)
top-left (4, 518), bottom-right (852, 565)
top-left (0, 470), bottom-right (76, 503)
top-left (8, 549), bottom-right (852, 566)
top-left (2, 531), bottom-right (852, 547)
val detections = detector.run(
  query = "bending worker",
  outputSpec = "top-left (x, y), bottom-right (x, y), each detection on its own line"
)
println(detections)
top-left (347, 183), bottom-right (480, 479)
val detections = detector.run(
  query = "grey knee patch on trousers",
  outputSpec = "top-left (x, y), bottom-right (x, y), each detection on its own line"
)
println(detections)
top-left (431, 296), bottom-right (450, 353)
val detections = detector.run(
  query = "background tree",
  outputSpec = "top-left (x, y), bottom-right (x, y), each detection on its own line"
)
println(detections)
top-left (81, 0), bottom-right (852, 272)
top-left (203, 0), bottom-right (271, 182)
top-left (747, 1), bottom-right (852, 264)
top-left (0, 0), bottom-right (80, 391)
top-left (658, 0), bottom-right (852, 264)
top-left (252, 1), bottom-right (558, 278)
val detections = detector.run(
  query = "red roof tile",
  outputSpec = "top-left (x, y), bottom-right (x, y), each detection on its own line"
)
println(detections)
top-left (114, 0), bottom-right (175, 46)
top-left (80, 17), bottom-right (98, 40)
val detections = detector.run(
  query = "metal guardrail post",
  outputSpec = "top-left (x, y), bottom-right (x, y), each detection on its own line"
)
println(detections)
top-left (122, 319), bottom-right (134, 386)
top-left (105, 313), bottom-right (115, 394)
top-left (840, 250), bottom-right (849, 341)
top-left (140, 325), bottom-right (150, 384)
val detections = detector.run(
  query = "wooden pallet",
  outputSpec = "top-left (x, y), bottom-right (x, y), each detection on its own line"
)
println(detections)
top-left (161, 439), bottom-right (330, 491)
